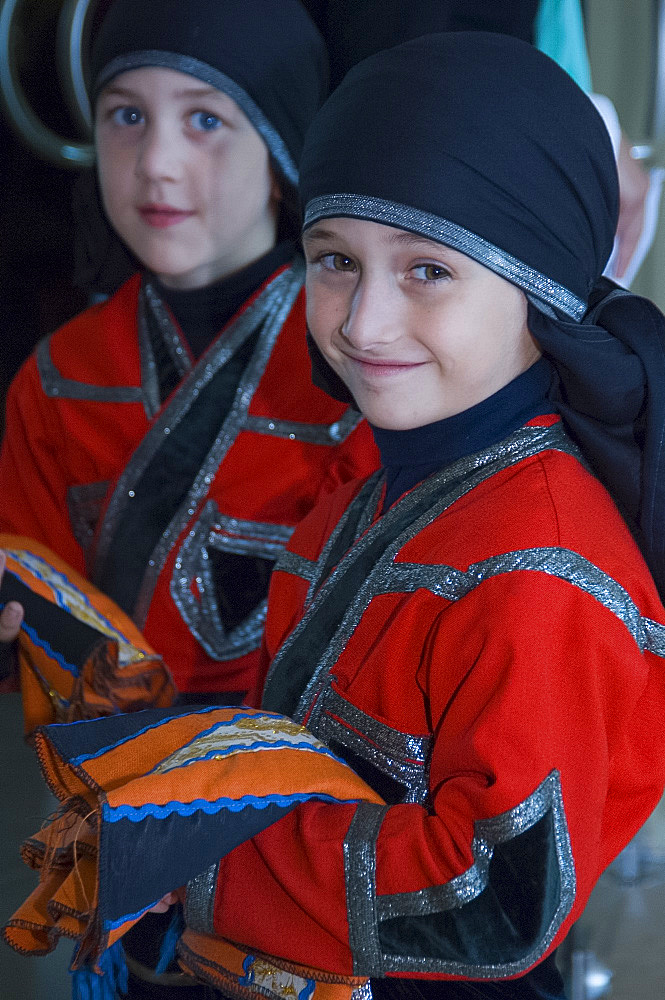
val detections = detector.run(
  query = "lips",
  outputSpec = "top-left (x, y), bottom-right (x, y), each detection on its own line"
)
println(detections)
top-left (138, 204), bottom-right (195, 228)
top-left (344, 353), bottom-right (427, 377)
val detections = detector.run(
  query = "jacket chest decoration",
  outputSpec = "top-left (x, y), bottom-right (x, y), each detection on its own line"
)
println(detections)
top-left (26, 261), bottom-right (371, 691)
top-left (90, 264), bottom-right (307, 627)
top-left (263, 423), bottom-right (594, 800)
top-left (171, 501), bottom-right (294, 661)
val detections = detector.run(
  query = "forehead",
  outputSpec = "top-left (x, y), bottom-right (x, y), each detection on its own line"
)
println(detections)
top-left (96, 65), bottom-right (243, 116)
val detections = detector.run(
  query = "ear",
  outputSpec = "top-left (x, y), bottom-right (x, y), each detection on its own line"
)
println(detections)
top-left (270, 170), bottom-right (283, 205)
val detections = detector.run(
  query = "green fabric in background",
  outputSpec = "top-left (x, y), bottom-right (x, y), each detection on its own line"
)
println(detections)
top-left (536, 0), bottom-right (593, 90)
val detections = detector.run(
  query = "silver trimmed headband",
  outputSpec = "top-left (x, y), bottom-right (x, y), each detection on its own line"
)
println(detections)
top-left (94, 50), bottom-right (298, 186)
top-left (304, 193), bottom-right (586, 321)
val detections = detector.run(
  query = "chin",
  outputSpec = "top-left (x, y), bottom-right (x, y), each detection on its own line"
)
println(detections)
top-left (364, 410), bottom-right (420, 432)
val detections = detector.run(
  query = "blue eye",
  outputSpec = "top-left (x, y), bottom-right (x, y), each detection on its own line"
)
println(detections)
top-left (112, 106), bottom-right (143, 126)
top-left (190, 111), bottom-right (222, 132)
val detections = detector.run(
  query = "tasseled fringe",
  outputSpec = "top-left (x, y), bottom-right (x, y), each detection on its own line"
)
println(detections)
top-left (69, 940), bottom-right (128, 1000)
top-left (155, 903), bottom-right (185, 975)
top-left (68, 905), bottom-right (184, 999)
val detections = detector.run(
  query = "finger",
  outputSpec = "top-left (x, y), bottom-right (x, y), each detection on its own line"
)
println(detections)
top-left (0, 601), bottom-right (23, 644)
top-left (147, 900), bottom-right (171, 913)
top-left (147, 891), bottom-right (179, 914)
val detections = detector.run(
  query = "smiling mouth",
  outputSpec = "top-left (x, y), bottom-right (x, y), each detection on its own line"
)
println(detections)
top-left (138, 205), bottom-right (195, 228)
top-left (345, 354), bottom-right (427, 375)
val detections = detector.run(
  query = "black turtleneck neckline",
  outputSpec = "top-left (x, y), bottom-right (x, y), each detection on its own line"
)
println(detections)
top-left (371, 357), bottom-right (554, 512)
top-left (153, 241), bottom-right (296, 360)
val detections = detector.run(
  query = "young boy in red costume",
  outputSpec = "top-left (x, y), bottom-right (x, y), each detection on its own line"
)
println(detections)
top-left (6, 27), bottom-right (665, 1000)
top-left (190, 30), bottom-right (665, 1000)
top-left (0, 0), bottom-right (377, 705)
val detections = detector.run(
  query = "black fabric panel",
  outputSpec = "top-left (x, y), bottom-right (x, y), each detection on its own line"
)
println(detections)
top-left (98, 329), bottom-right (261, 616)
top-left (0, 640), bottom-right (15, 681)
top-left (0, 570), bottom-right (106, 676)
top-left (43, 704), bottom-right (208, 762)
top-left (378, 813), bottom-right (560, 966)
top-left (262, 469), bottom-right (468, 716)
top-left (316, 475), bottom-right (383, 587)
top-left (208, 550), bottom-right (275, 633)
top-left (99, 801), bottom-right (298, 926)
top-left (327, 739), bottom-right (409, 805)
top-left (156, 242), bottom-right (294, 362)
top-left (144, 304), bottom-right (181, 404)
top-left (123, 907), bottom-right (208, 988)
top-left (176, 691), bottom-right (246, 707)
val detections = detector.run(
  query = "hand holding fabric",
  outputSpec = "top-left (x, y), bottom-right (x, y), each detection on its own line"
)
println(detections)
top-left (0, 550), bottom-right (23, 692)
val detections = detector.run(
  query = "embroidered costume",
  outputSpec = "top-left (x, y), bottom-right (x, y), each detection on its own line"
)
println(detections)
top-left (246, 412), bottom-right (665, 996)
top-left (0, 0), bottom-right (377, 701)
top-left (0, 264), bottom-right (374, 697)
top-left (7, 29), bottom-right (665, 1000)
top-left (221, 31), bottom-right (665, 997)
top-left (0, 535), bottom-right (173, 733)
top-left (3, 705), bottom-right (382, 1000)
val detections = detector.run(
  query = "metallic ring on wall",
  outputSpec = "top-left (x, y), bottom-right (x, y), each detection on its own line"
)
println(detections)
top-left (0, 0), bottom-right (95, 167)
top-left (57, 0), bottom-right (96, 133)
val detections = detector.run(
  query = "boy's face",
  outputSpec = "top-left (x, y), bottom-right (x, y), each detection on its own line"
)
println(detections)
top-left (95, 67), bottom-right (279, 289)
top-left (304, 218), bottom-right (541, 430)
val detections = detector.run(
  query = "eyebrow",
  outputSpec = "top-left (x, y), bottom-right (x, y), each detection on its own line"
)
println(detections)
top-left (99, 85), bottom-right (224, 101)
top-left (302, 226), bottom-right (340, 244)
top-left (303, 224), bottom-right (450, 255)
top-left (385, 230), bottom-right (448, 252)
top-left (172, 86), bottom-right (225, 100)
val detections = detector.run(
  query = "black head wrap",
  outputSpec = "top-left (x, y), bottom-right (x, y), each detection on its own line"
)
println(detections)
top-left (90, 0), bottom-right (328, 187)
top-left (300, 32), bottom-right (665, 595)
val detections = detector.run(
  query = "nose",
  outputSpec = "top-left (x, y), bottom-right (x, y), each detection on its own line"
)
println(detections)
top-left (341, 272), bottom-right (398, 350)
top-left (135, 121), bottom-right (182, 182)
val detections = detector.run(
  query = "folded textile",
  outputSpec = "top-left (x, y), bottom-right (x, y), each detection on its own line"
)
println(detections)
top-left (0, 535), bottom-right (175, 732)
top-left (3, 705), bottom-right (382, 999)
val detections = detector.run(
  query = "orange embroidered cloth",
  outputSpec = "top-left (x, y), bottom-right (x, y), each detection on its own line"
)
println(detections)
top-left (3, 705), bottom-right (383, 999)
top-left (0, 535), bottom-right (175, 732)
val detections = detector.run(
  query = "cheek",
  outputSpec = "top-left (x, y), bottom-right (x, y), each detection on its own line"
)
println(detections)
top-left (96, 142), bottom-right (129, 208)
top-left (304, 280), bottom-right (339, 336)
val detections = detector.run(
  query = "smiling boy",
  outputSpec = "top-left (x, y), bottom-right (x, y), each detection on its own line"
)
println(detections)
top-left (202, 31), bottom-right (665, 1000)
top-left (6, 28), bottom-right (665, 1000)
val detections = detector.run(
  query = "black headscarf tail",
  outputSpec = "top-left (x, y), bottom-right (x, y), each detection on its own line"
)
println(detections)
top-left (531, 283), bottom-right (665, 595)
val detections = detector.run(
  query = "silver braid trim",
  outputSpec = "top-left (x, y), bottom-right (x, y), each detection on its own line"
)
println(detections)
top-left (304, 194), bottom-right (586, 320)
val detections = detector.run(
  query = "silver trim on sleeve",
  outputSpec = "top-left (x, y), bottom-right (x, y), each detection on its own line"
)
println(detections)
top-left (343, 802), bottom-right (390, 977)
top-left (310, 685), bottom-right (431, 806)
top-left (37, 335), bottom-right (146, 404)
top-left (373, 771), bottom-right (576, 978)
top-left (185, 862), bottom-right (219, 935)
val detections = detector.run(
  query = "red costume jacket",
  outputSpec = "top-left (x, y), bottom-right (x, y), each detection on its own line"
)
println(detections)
top-left (198, 417), bottom-right (665, 985)
top-left (0, 260), bottom-right (378, 695)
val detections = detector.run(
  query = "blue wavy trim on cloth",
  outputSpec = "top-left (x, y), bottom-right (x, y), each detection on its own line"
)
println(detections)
top-left (4, 705), bottom-right (382, 1000)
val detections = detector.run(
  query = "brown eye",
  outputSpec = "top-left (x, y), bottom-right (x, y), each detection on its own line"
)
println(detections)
top-left (332, 253), bottom-right (356, 271)
top-left (423, 264), bottom-right (448, 280)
